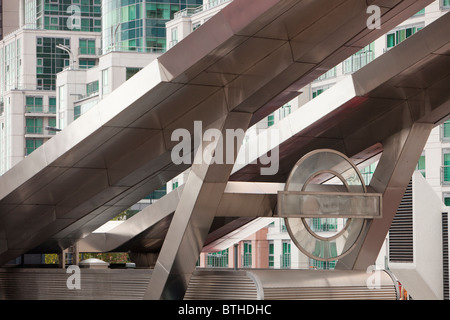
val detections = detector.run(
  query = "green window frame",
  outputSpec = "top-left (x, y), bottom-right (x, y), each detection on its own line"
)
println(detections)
top-left (442, 120), bottom-right (450, 141)
top-left (79, 59), bottom-right (96, 69)
top-left (26, 118), bottom-right (43, 134)
top-left (86, 81), bottom-right (99, 96)
top-left (267, 113), bottom-right (275, 127)
top-left (281, 241), bottom-right (291, 269)
top-left (49, 97), bottom-right (56, 113)
top-left (126, 67), bottom-right (142, 80)
top-left (442, 0), bottom-right (450, 9)
top-left (26, 138), bottom-right (44, 155)
top-left (416, 154), bottom-right (425, 177)
top-left (25, 96), bottom-right (43, 113)
top-left (206, 249), bottom-right (228, 268)
top-left (268, 242), bottom-right (274, 268)
top-left (79, 39), bottom-right (96, 55)
top-left (387, 25), bottom-right (422, 48)
top-left (242, 241), bottom-right (252, 268)
top-left (443, 152), bottom-right (450, 184)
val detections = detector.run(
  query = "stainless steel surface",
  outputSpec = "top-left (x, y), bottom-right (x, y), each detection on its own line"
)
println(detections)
top-left (278, 191), bottom-right (382, 219)
top-left (231, 12), bottom-right (450, 270)
top-left (77, 181), bottom-right (280, 254)
top-left (280, 149), bottom-right (372, 262)
top-left (0, 0), bottom-right (432, 268)
top-left (185, 269), bottom-right (398, 300)
top-left (0, 268), bottom-right (152, 300)
top-left (145, 112), bottom-right (252, 300)
top-left (0, 268), bottom-right (397, 300)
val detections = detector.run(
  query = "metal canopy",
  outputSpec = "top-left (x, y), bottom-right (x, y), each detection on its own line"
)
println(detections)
top-left (74, 11), bottom-right (450, 265)
top-left (0, 0), bottom-right (433, 267)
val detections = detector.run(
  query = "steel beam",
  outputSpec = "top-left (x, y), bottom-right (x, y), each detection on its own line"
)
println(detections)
top-left (144, 112), bottom-right (252, 300)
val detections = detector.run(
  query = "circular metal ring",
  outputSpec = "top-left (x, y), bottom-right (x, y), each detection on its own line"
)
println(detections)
top-left (283, 149), bottom-right (368, 262)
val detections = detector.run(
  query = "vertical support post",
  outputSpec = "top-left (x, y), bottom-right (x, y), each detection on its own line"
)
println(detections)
top-left (234, 243), bottom-right (238, 270)
top-left (144, 111), bottom-right (252, 300)
top-left (59, 249), bottom-right (66, 269)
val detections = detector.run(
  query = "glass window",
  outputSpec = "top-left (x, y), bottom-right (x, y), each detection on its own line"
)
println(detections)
top-left (242, 241), bottom-right (252, 268)
top-left (49, 97), bottom-right (56, 113)
top-left (268, 241), bottom-right (274, 268)
top-left (25, 96), bottom-right (43, 113)
top-left (25, 138), bottom-right (43, 155)
top-left (416, 154), bottom-right (425, 177)
top-left (26, 118), bottom-right (43, 134)
top-left (267, 113), bottom-right (275, 127)
top-left (442, 120), bottom-right (450, 141)
top-left (79, 59), bottom-right (96, 69)
top-left (86, 81), bottom-right (99, 96)
top-left (281, 241), bottom-right (291, 269)
top-left (102, 69), bottom-right (109, 95)
top-left (126, 67), bottom-right (142, 80)
top-left (443, 151), bottom-right (450, 184)
top-left (206, 249), bottom-right (228, 268)
top-left (79, 39), bottom-right (96, 55)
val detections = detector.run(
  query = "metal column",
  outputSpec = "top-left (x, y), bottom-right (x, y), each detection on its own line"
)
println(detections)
top-left (144, 111), bottom-right (252, 300)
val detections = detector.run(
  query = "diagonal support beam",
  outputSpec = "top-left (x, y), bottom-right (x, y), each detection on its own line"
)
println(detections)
top-left (144, 111), bottom-right (252, 300)
top-left (337, 122), bottom-right (433, 270)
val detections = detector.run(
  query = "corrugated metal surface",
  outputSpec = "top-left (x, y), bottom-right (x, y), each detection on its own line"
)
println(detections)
top-left (443, 212), bottom-right (449, 300)
top-left (0, 268), bottom-right (152, 300)
top-left (263, 285), bottom-right (397, 300)
top-left (184, 270), bottom-right (259, 300)
top-left (185, 269), bottom-right (398, 300)
top-left (389, 179), bottom-right (414, 263)
top-left (0, 268), bottom-right (398, 300)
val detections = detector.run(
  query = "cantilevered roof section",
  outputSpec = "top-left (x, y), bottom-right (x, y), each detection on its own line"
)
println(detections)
top-left (0, 0), bottom-right (435, 265)
top-left (76, 11), bottom-right (450, 257)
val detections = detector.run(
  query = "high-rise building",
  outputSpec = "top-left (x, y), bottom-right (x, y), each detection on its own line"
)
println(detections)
top-left (0, 1), bottom-right (101, 174)
top-left (102, 0), bottom-right (202, 54)
top-left (23, 0), bottom-right (102, 32)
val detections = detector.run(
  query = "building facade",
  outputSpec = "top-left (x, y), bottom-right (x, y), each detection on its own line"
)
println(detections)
top-left (0, 1), bottom-right (101, 174)
top-left (101, 0), bottom-right (202, 54)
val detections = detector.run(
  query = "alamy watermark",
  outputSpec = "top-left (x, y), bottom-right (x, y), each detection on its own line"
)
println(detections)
top-left (367, 5), bottom-right (382, 30)
top-left (67, 5), bottom-right (81, 30)
top-left (171, 121), bottom-right (279, 176)
top-left (66, 265), bottom-right (81, 290)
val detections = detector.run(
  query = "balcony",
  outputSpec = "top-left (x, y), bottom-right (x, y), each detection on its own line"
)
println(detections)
top-left (25, 105), bottom-right (57, 115)
top-left (25, 126), bottom-right (57, 137)
top-left (173, 0), bottom-right (233, 19)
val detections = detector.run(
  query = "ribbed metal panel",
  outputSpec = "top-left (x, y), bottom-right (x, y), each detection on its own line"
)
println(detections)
top-left (0, 268), bottom-right (152, 300)
top-left (184, 270), bottom-right (259, 300)
top-left (389, 179), bottom-right (413, 263)
top-left (443, 212), bottom-right (449, 300)
top-left (0, 268), bottom-right (398, 300)
top-left (263, 285), bottom-right (397, 300)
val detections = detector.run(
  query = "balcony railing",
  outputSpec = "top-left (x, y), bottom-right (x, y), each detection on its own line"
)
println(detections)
top-left (25, 106), bottom-right (57, 114)
top-left (26, 126), bottom-right (44, 134)
top-left (26, 126), bottom-right (57, 135)
top-left (241, 253), bottom-right (252, 268)
top-left (174, 0), bottom-right (233, 19)
top-left (78, 47), bottom-right (102, 55)
top-left (280, 253), bottom-right (291, 269)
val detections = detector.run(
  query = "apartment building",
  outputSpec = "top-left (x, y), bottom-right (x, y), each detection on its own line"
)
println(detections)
top-left (0, 1), bottom-right (102, 174)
